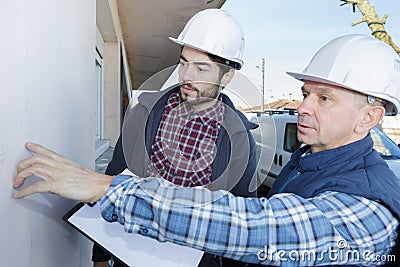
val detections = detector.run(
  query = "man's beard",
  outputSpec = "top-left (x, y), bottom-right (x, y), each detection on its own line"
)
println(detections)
top-left (180, 82), bottom-right (221, 106)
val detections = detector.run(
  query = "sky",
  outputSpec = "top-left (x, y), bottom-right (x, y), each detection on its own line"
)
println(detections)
top-left (219, 0), bottom-right (400, 107)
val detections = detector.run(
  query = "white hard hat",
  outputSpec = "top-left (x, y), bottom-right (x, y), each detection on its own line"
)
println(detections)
top-left (287, 34), bottom-right (400, 115)
top-left (169, 9), bottom-right (244, 70)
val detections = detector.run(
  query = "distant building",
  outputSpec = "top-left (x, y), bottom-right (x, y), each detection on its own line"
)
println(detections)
top-left (238, 99), bottom-right (302, 113)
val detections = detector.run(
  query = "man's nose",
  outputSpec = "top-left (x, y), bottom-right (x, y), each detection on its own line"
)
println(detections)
top-left (180, 64), bottom-right (195, 83)
top-left (297, 97), bottom-right (313, 115)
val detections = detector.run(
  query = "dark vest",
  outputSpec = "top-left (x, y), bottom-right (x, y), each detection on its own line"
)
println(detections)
top-left (268, 134), bottom-right (400, 266)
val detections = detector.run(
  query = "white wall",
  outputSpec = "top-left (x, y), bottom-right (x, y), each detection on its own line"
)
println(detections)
top-left (1, 1), bottom-right (96, 266)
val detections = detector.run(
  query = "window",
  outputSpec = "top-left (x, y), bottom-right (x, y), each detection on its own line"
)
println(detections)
top-left (371, 127), bottom-right (400, 158)
top-left (284, 123), bottom-right (301, 153)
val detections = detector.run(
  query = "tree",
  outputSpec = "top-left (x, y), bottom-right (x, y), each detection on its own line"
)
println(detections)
top-left (340, 0), bottom-right (400, 55)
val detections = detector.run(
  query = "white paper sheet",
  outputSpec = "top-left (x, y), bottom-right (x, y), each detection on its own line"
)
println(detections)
top-left (65, 202), bottom-right (204, 267)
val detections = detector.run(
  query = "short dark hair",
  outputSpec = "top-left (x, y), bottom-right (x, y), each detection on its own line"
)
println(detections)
top-left (207, 53), bottom-right (238, 75)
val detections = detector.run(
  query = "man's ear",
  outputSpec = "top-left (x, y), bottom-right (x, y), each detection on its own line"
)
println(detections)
top-left (355, 105), bottom-right (385, 134)
top-left (220, 69), bottom-right (235, 88)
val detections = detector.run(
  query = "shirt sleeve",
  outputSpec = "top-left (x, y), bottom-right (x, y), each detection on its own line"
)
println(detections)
top-left (100, 174), bottom-right (399, 266)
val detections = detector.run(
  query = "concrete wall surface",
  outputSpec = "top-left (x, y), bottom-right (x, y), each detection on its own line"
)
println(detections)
top-left (1, 1), bottom-right (96, 266)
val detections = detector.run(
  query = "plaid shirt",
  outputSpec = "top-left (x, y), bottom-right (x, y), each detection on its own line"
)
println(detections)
top-left (101, 175), bottom-right (399, 266)
top-left (147, 92), bottom-right (224, 186)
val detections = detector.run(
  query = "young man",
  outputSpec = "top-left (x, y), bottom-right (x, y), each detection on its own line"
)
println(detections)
top-left (92, 9), bottom-right (258, 267)
top-left (14, 34), bottom-right (400, 266)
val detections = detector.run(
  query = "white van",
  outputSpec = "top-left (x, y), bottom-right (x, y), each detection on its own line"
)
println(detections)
top-left (250, 112), bottom-right (300, 188)
top-left (250, 112), bottom-right (400, 188)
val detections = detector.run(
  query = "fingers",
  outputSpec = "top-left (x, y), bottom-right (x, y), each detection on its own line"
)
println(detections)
top-left (17, 152), bottom-right (57, 173)
top-left (14, 142), bottom-right (59, 189)
top-left (14, 163), bottom-right (52, 189)
top-left (15, 153), bottom-right (56, 188)
top-left (15, 142), bottom-right (75, 187)
top-left (13, 142), bottom-right (99, 201)
top-left (25, 142), bottom-right (69, 164)
top-left (13, 180), bottom-right (54, 199)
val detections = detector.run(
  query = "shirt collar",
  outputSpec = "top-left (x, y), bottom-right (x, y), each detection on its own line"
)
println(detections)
top-left (166, 92), bottom-right (224, 126)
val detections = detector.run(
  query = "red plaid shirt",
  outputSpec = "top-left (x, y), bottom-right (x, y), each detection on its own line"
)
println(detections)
top-left (147, 92), bottom-right (224, 186)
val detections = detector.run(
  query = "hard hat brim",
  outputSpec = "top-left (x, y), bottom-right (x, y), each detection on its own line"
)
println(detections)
top-left (286, 71), bottom-right (352, 90)
top-left (168, 37), bottom-right (243, 70)
top-left (168, 37), bottom-right (184, 46)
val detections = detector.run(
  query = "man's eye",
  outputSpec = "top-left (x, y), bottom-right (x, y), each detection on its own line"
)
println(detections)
top-left (302, 93), bottom-right (308, 99)
top-left (320, 95), bottom-right (330, 102)
top-left (197, 67), bottom-right (207, 72)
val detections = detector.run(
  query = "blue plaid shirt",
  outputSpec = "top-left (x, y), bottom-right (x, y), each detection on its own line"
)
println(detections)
top-left (101, 174), bottom-right (399, 266)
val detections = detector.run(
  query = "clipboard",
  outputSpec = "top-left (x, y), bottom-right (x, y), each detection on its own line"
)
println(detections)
top-left (63, 202), bottom-right (204, 267)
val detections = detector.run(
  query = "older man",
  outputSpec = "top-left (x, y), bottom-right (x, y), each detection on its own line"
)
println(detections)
top-left (14, 34), bottom-right (400, 266)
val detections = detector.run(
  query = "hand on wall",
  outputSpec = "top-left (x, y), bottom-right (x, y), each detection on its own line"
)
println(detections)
top-left (13, 142), bottom-right (114, 202)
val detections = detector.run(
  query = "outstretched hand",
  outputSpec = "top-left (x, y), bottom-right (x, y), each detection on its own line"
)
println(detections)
top-left (13, 142), bottom-right (114, 202)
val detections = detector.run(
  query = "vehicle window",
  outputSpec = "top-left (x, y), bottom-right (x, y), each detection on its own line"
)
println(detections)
top-left (250, 123), bottom-right (261, 143)
top-left (284, 123), bottom-right (301, 153)
top-left (371, 127), bottom-right (400, 159)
